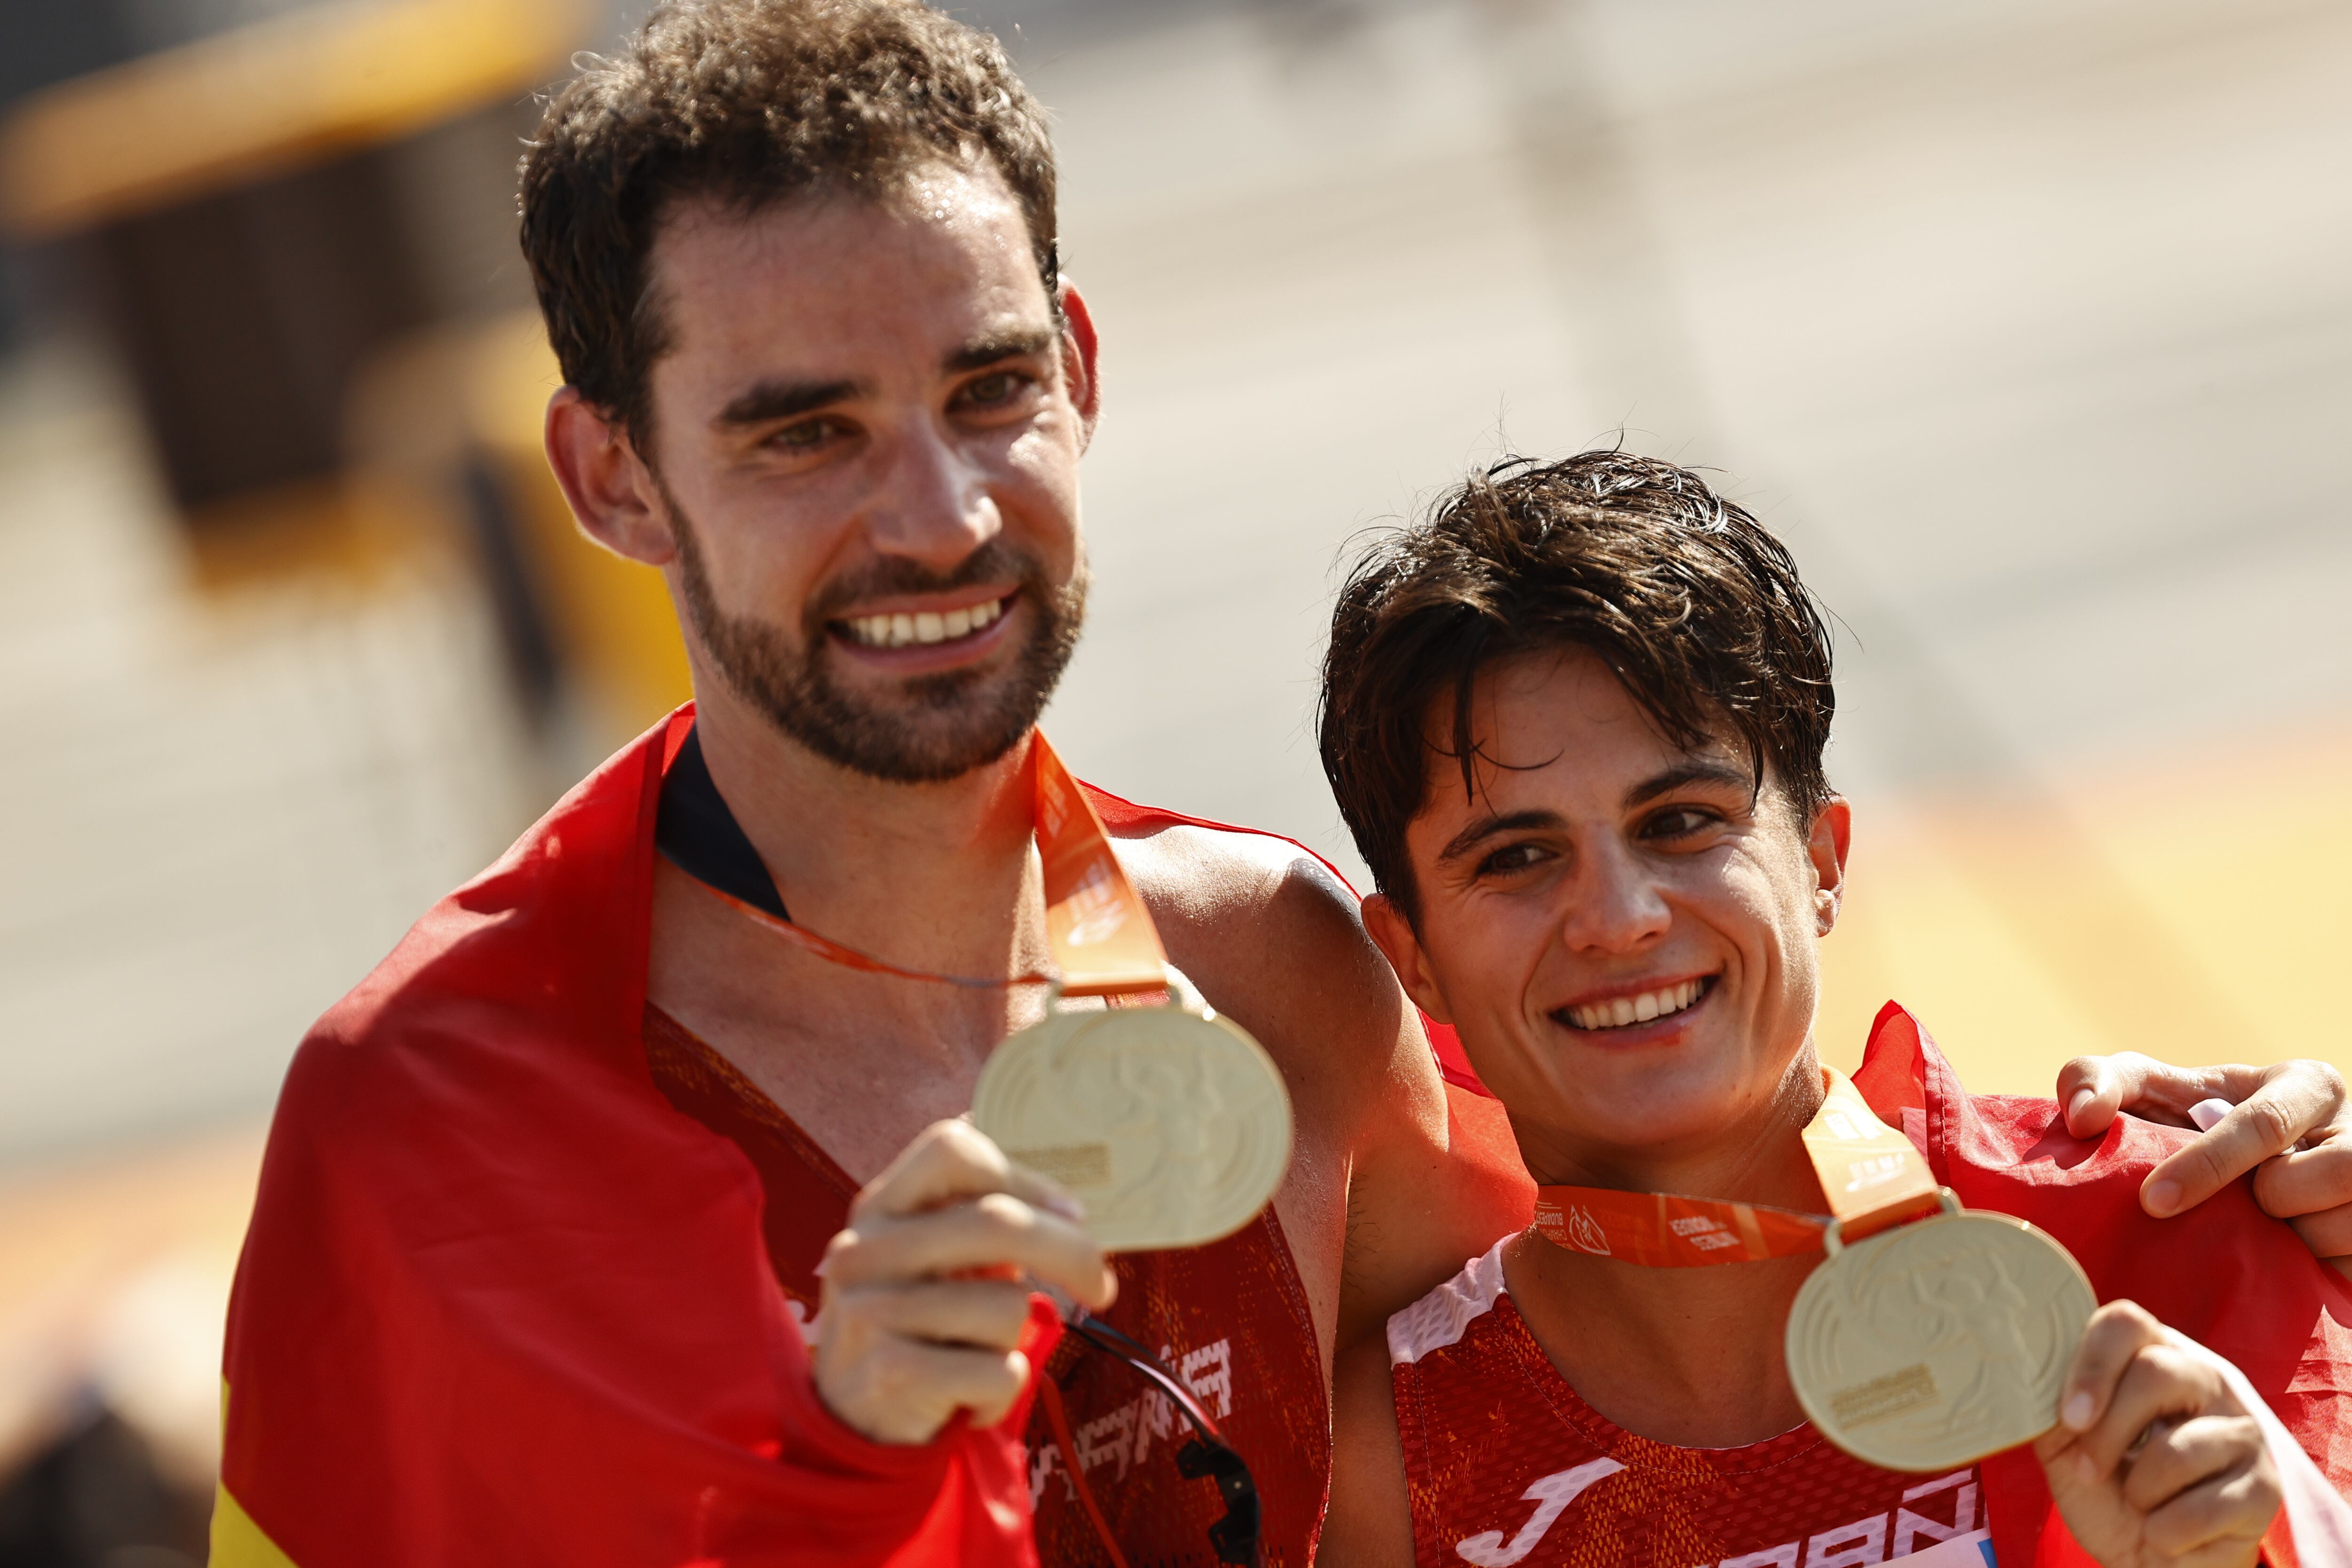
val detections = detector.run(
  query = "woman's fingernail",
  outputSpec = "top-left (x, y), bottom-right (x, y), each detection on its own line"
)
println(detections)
top-left (2068, 1089), bottom-right (2098, 1124)
top-left (2064, 1391), bottom-right (2095, 1430)
top-left (2145, 1179), bottom-right (2181, 1217)
top-left (2076, 1450), bottom-right (2097, 1482)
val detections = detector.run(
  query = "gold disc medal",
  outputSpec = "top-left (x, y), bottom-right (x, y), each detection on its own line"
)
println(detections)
top-left (971, 971), bottom-right (1294, 1253)
top-left (1786, 1189), bottom-right (2096, 1472)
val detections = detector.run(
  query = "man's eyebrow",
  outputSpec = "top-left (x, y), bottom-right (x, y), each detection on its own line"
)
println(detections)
top-left (944, 326), bottom-right (1057, 374)
top-left (714, 377), bottom-right (866, 429)
top-left (1623, 759), bottom-right (1756, 809)
top-left (1437, 809), bottom-right (1565, 865)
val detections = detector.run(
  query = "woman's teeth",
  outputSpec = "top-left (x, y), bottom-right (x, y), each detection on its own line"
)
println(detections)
top-left (844, 596), bottom-right (1007, 649)
top-left (1565, 978), bottom-right (1708, 1031)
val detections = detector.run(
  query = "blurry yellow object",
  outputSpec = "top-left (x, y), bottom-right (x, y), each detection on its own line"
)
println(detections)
top-left (0, 0), bottom-right (586, 238)
top-left (463, 313), bottom-right (695, 742)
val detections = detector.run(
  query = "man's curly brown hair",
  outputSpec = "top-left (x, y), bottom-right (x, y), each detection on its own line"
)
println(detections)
top-left (1319, 452), bottom-right (1837, 925)
top-left (519, 0), bottom-right (1057, 454)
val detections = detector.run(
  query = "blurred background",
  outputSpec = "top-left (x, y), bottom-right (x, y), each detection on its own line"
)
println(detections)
top-left (0, 0), bottom-right (2345, 1555)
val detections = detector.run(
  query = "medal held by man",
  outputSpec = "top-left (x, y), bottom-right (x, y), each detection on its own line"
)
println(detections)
top-left (1535, 1068), bottom-right (2094, 1472)
top-left (969, 738), bottom-right (1293, 1253)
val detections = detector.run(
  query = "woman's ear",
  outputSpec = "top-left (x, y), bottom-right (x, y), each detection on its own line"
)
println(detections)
top-left (543, 387), bottom-right (678, 566)
top-left (1362, 893), bottom-right (1453, 1026)
top-left (1808, 796), bottom-right (1852, 936)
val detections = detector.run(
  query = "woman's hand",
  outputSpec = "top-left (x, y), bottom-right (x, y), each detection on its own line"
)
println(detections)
top-left (2036, 1300), bottom-right (2281, 1567)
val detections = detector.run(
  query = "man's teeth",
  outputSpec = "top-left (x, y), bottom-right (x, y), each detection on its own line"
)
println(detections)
top-left (846, 596), bottom-right (1006, 648)
top-left (1565, 979), bottom-right (1707, 1031)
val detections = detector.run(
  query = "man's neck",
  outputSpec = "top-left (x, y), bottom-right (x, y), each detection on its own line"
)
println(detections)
top-left (1502, 1051), bottom-right (1832, 1449)
top-left (692, 687), bottom-right (1050, 982)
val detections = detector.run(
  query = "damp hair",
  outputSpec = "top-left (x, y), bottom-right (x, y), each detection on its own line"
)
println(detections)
top-left (1317, 451), bottom-right (1836, 925)
top-left (518, 0), bottom-right (1058, 454)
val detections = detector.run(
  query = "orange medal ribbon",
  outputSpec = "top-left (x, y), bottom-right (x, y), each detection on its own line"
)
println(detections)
top-left (684, 734), bottom-right (1172, 998)
top-left (1532, 1068), bottom-right (1941, 1267)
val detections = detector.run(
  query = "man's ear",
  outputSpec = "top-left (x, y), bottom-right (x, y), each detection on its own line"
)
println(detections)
top-left (1362, 893), bottom-right (1454, 1026)
top-left (543, 387), bottom-right (678, 566)
top-left (1808, 796), bottom-right (1852, 936)
top-left (1057, 276), bottom-right (1102, 448)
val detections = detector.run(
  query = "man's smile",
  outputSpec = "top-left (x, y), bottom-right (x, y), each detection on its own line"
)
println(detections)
top-left (1551, 973), bottom-right (1718, 1034)
top-left (834, 588), bottom-right (1018, 648)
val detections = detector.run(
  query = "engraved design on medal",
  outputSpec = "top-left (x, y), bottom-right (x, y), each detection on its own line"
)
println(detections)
top-left (972, 985), bottom-right (1294, 1253)
top-left (1787, 1207), bottom-right (2095, 1472)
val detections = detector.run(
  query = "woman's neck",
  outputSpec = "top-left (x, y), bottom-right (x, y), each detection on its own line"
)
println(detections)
top-left (1502, 1049), bottom-right (1835, 1449)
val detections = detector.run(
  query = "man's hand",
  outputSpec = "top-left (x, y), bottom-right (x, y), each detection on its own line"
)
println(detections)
top-left (2036, 1301), bottom-right (2281, 1567)
top-left (814, 1120), bottom-right (1116, 1445)
top-left (2059, 1052), bottom-right (2352, 1269)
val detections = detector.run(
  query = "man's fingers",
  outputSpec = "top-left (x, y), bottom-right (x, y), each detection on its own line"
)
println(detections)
top-left (2058, 1054), bottom-right (2136, 1139)
top-left (2142, 1092), bottom-right (2306, 1218)
top-left (831, 1192), bottom-right (1115, 1309)
top-left (827, 1338), bottom-right (1035, 1443)
top-left (2058, 1300), bottom-right (2167, 1442)
top-left (2282, 1202), bottom-right (2352, 1263)
top-left (2252, 1132), bottom-right (2352, 1221)
top-left (839, 1277), bottom-right (1039, 1353)
top-left (852, 1119), bottom-right (1082, 1227)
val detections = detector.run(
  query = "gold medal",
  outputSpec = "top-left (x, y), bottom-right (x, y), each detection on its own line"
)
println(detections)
top-left (1786, 1188), bottom-right (2096, 1472)
top-left (972, 971), bottom-right (1294, 1252)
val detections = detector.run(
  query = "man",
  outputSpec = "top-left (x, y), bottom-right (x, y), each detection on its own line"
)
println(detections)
top-left (1316, 453), bottom-right (2352, 1566)
top-left (215, 5), bottom-right (2352, 1565)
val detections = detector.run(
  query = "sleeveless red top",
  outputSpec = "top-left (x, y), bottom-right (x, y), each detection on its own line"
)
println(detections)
top-left (1388, 1243), bottom-right (1994, 1568)
top-left (643, 777), bottom-right (1335, 1567)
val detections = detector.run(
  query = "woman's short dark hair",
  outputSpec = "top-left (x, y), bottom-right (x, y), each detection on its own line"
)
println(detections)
top-left (1318, 451), bottom-right (1836, 924)
top-left (519, 0), bottom-right (1057, 453)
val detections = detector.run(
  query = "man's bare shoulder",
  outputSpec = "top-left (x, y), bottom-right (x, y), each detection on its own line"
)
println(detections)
top-left (1111, 817), bottom-right (1358, 944)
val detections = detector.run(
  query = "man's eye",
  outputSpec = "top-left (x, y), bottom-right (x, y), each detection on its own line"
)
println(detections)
top-left (768, 418), bottom-right (841, 453)
top-left (958, 370), bottom-right (1032, 408)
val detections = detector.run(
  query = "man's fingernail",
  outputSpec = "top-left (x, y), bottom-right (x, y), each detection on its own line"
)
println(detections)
top-left (1047, 1196), bottom-right (1086, 1221)
top-left (2075, 1450), bottom-right (2097, 1482)
top-left (2068, 1089), bottom-right (2098, 1124)
top-left (2063, 1391), bottom-right (2095, 1430)
top-left (2145, 1179), bottom-right (2181, 1217)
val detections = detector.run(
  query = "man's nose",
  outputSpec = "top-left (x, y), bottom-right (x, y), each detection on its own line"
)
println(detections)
top-left (863, 419), bottom-right (1002, 569)
top-left (1559, 839), bottom-right (1671, 955)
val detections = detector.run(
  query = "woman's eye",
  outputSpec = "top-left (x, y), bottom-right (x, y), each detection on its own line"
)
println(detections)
top-left (1645, 808), bottom-right (1716, 841)
top-left (1478, 843), bottom-right (1547, 876)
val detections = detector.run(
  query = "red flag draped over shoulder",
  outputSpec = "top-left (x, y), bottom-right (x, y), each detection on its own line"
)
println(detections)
top-left (214, 708), bottom-right (1051, 1568)
top-left (1851, 1003), bottom-right (2352, 1568)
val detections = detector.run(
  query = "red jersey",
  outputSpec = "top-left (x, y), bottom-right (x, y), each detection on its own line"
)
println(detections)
top-left (1391, 1006), bottom-right (2352, 1568)
top-left (1391, 1242), bottom-right (1994, 1568)
top-left (640, 796), bottom-right (1336, 1566)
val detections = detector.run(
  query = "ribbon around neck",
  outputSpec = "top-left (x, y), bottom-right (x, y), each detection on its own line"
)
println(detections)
top-left (671, 733), bottom-right (1173, 999)
top-left (1531, 1067), bottom-right (1942, 1267)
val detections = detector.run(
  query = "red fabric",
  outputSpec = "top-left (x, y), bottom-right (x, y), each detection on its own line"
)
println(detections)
top-left (1390, 1246), bottom-right (1991, 1565)
top-left (1852, 1003), bottom-right (2352, 1566)
top-left (220, 708), bottom-right (1050, 1567)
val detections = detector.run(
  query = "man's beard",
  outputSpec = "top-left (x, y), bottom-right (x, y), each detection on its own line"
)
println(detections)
top-left (664, 485), bottom-right (1087, 784)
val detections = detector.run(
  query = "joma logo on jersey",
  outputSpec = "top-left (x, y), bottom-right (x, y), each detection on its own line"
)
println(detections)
top-left (1452, 1464), bottom-right (1983, 1568)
